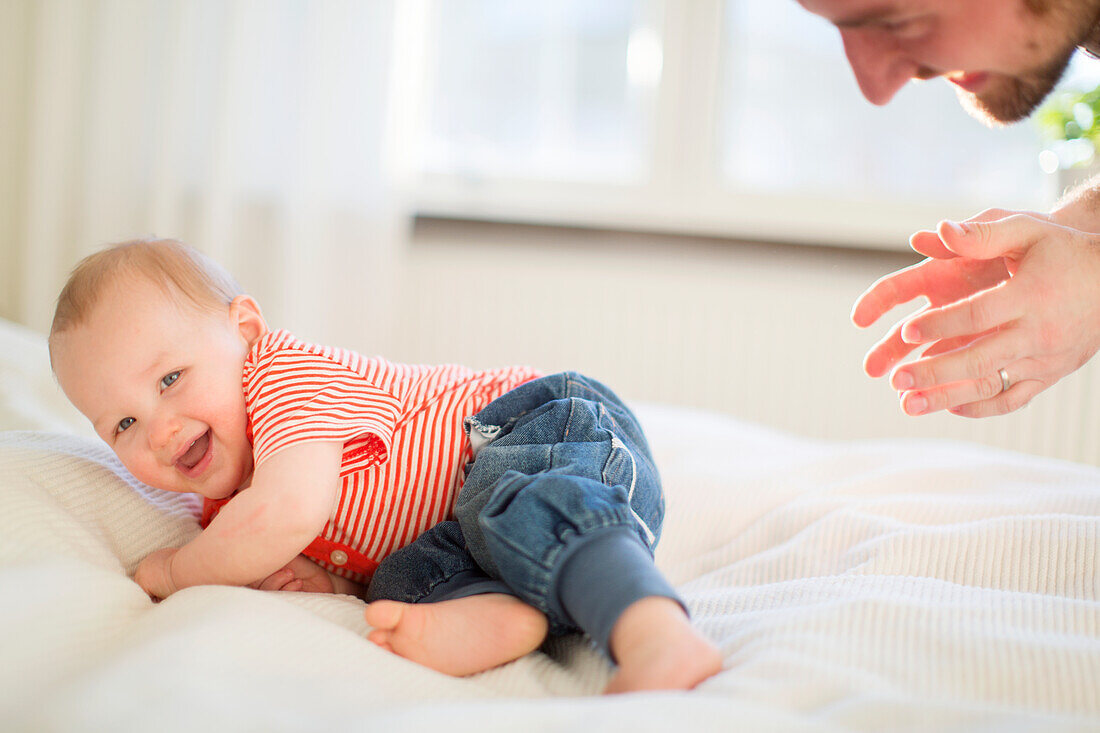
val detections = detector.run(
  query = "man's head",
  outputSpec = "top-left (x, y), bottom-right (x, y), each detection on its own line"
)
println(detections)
top-left (50, 239), bottom-right (268, 499)
top-left (797, 0), bottom-right (1100, 125)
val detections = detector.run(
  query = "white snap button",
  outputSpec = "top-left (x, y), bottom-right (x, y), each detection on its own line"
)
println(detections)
top-left (330, 550), bottom-right (348, 566)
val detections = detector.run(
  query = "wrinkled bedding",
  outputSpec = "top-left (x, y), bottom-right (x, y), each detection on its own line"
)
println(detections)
top-left (1, 318), bottom-right (1098, 732)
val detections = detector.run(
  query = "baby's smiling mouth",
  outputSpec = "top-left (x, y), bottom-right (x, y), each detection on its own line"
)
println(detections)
top-left (176, 430), bottom-right (211, 472)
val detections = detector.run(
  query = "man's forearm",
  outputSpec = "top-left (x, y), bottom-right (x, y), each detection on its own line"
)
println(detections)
top-left (1051, 176), bottom-right (1100, 233)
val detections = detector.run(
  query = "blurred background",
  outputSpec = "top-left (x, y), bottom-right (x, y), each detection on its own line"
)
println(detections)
top-left (4, 0), bottom-right (1100, 463)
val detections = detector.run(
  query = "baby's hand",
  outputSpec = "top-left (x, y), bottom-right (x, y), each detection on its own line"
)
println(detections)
top-left (251, 554), bottom-right (336, 594)
top-left (134, 547), bottom-right (180, 600)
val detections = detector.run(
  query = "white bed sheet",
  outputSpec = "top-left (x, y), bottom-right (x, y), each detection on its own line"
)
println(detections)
top-left (1, 318), bottom-right (1098, 732)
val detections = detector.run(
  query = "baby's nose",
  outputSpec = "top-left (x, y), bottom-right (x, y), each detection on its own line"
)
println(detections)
top-left (149, 415), bottom-right (181, 453)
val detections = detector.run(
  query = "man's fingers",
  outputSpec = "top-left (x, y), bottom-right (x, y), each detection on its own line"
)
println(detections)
top-left (936, 213), bottom-right (1049, 260)
top-left (911, 209), bottom-right (1032, 259)
top-left (898, 352), bottom-right (1042, 417)
top-left (852, 261), bottom-right (935, 328)
top-left (910, 229), bottom-right (954, 258)
top-left (862, 306), bottom-right (930, 377)
top-left (919, 332), bottom-right (987, 358)
top-left (948, 379), bottom-right (1045, 418)
top-left (898, 370), bottom-right (1007, 416)
top-left (890, 329), bottom-right (1024, 393)
top-left (900, 282), bottom-right (1021, 345)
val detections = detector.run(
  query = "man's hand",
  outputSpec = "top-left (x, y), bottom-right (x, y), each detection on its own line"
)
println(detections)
top-left (853, 209), bottom-right (1100, 417)
top-left (134, 547), bottom-right (180, 600)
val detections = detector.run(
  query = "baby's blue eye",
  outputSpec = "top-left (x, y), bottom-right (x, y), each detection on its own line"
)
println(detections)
top-left (160, 371), bottom-right (181, 390)
top-left (117, 417), bottom-right (135, 434)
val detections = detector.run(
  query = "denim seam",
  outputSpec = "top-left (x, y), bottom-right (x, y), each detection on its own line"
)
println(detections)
top-left (415, 563), bottom-right (492, 602)
top-left (604, 431), bottom-right (656, 547)
top-left (563, 396), bottom-right (577, 441)
top-left (567, 373), bottom-right (626, 432)
top-left (595, 402), bottom-right (656, 548)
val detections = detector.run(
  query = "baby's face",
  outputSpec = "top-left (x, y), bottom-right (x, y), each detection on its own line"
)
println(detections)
top-left (53, 277), bottom-right (260, 500)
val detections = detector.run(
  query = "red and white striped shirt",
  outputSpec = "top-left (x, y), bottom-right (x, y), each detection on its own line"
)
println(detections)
top-left (201, 329), bottom-right (541, 583)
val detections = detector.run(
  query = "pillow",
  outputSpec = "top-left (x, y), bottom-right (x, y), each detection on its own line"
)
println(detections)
top-left (0, 431), bottom-right (200, 575)
top-left (0, 318), bottom-right (91, 435)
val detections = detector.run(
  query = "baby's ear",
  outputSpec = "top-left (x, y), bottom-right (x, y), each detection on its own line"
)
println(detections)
top-left (229, 295), bottom-right (268, 347)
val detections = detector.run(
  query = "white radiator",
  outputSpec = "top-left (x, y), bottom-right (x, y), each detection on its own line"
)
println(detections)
top-left (380, 221), bottom-right (1100, 467)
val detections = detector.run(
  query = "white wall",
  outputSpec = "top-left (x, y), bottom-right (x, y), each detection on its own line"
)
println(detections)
top-left (390, 219), bottom-right (1100, 466)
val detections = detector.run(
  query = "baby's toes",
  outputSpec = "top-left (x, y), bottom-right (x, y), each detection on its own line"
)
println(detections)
top-left (364, 600), bottom-right (404, 630)
top-left (367, 628), bottom-right (395, 651)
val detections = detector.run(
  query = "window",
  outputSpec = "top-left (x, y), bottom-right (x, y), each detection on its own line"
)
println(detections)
top-left (418, 0), bottom-right (657, 182)
top-left (721, 1), bottom-right (1042, 206)
top-left (400, 0), bottom-right (1066, 249)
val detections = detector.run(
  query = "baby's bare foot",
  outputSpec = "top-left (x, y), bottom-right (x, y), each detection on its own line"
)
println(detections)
top-left (604, 596), bottom-right (722, 694)
top-left (364, 593), bottom-right (548, 676)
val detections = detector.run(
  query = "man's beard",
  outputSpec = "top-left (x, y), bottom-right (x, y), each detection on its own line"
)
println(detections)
top-left (956, 45), bottom-right (1077, 127)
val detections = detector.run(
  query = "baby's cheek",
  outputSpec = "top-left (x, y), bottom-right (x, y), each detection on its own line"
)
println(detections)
top-left (126, 456), bottom-right (173, 492)
top-left (207, 392), bottom-right (249, 439)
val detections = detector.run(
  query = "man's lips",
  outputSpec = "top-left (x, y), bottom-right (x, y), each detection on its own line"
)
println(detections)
top-left (174, 430), bottom-right (213, 476)
top-left (946, 71), bottom-right (989, 93)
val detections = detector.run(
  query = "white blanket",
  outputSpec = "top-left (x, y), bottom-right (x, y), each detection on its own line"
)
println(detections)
top-left (2, 318), bottom-right (1098, 732)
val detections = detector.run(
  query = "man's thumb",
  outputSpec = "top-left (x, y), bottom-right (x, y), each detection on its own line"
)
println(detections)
top-left (936, 215), bottom-right (1035, 260)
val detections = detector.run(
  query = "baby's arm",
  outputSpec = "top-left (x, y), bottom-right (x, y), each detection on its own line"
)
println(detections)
top-left (134, 440), bottom-right (343, 599)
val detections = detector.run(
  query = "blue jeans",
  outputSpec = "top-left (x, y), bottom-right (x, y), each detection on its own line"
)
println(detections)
top-left (365, 372), bottom-right (681, 657)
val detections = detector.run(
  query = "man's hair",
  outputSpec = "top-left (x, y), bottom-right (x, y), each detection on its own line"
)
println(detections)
top-left (50, 238), bottom-right (243, 340)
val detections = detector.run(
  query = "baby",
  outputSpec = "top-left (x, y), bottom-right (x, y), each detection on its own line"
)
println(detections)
top-left (48, 238), bottom-right (721, 693)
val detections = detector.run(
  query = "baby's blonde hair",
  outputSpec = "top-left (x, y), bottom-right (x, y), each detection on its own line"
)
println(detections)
top-left (49, 238), bottom-right (243, 344)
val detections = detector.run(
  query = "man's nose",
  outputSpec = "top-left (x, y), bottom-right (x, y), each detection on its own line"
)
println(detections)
top-left (839, 29), bottom-right (915, 106)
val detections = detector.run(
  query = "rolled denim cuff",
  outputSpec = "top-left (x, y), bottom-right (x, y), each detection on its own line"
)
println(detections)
top-left (420, 569), bottom-right (513, 603)
top-left (554, 526), bottom-right (684, 660)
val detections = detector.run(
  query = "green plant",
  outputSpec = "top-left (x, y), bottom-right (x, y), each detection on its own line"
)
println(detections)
top-left (1035, 83), bottom-right (1100, 169)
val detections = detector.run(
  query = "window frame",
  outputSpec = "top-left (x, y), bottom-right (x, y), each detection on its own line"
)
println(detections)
top-left (393, 0), bottom-right (1052, 251)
